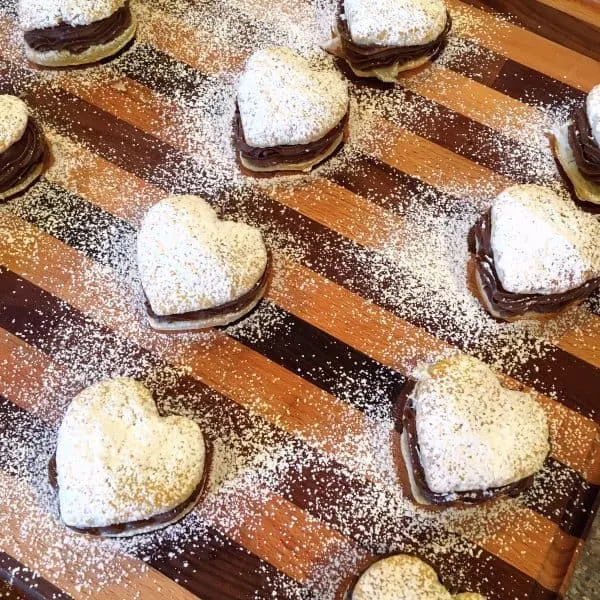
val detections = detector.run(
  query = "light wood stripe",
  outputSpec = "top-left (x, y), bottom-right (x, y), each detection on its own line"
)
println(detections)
top-left (397, 64), bottom-right (543, 137)
top-left (448, 0), bottom-right (600, 91)
top-left (536, 0), bottom-right (600, 28)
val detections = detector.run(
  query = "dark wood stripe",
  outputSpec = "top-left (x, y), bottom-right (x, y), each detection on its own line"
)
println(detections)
top-left (492, 59), bottom-right (587, 107)
top-left (9, 182), bottom-right (136, 273)
top-left (0, 580), bottom-right (27, 600)
top-left (526, 457), bottom-right (600, 539)
top-left (0, 552), bottom-right (71, 600)
top-left (459, 0), bottom-right (600, 62)
top-left (113, 43), bottom-right (211, 104)
top-left (229, 301), bottom-right (405, 413)
top-left (325, 148), bottom-right (463, 217)
top-left (337, 63), bottom-right (554, 185)
top-left (440, 37), bottom-right (508, 87)
top-left (273, 443), bottom-right (557, 600)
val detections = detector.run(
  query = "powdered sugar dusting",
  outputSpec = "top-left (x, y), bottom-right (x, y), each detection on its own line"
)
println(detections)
top-left (490, 185), bottom-right (600, 295)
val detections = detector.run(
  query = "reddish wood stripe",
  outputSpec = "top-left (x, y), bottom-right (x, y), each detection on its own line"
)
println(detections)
top-left (459, 0), bottom-right (600, 61)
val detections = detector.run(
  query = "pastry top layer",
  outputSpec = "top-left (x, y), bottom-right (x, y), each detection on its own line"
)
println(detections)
top-left (0, 95), bottom-right (29, 154)
top-left (410, 355), bottom-right (549, 494)
top-left (138, 195), bottom-right (268, 317)
top-left (237, 47), bottom-right (348, 148)
top-left (19, 0), bottom-right (126, 31)
top-left (56, 378), bottom-right (206, 528)
top-left (490, 184), bottom-right (600, 295)
top-left (352, 554), bottom-right (452, 599)
top-left (343, 0), bottom-right (448, 47)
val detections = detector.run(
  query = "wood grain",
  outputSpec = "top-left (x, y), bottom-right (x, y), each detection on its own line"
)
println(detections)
top-left (0, 1), bottom-right (599, 599)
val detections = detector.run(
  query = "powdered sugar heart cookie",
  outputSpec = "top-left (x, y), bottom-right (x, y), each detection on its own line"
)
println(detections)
top-left (347, 554), bottom-right (485, 599)
top-left (19, 0), bottom-right (137, 67)
top-left (470, 184), bottom-right (600, 321)
top-left (54, 378), bottom-right (208, 536)
top-left (138, 195), bottom-right (270, 331)
top-left (326, 0), bottom-right (451, 83)
top-left (235, 47), bottom-right (349, 173)
top-left (398, 355), bottom-right (549, 505)
top-left (0, 95), bottom-right (47, 201)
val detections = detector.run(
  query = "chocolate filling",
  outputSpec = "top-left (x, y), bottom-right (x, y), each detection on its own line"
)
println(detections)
top-left (568, 107), bottom-right (600, 184)
top-left (395, 380), bottom-right (536, 505)
top-left (235, 106), bottom-right (348, 169)
top-left (48, 437), bottom-right (212, 536)
top-left (24, 2), bottom-right (132, 55)
top-left (146, 251), bottom-right (272, 325)
top-left (469, 211), bottom-right (600, 319)
top-left (336, 1), bottom-right (451, 73)
top-left (0, 118), bottom-right (47, 195)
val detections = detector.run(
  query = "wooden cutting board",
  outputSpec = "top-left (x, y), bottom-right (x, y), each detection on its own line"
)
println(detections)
top-left (0, 1), bottom-right (599, 599)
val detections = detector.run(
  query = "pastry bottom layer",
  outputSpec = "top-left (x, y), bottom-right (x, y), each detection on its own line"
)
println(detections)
top-left (24, 20), bottom-right (137, 67)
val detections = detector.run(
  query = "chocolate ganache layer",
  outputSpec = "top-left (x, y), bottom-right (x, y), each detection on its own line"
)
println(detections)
top-left (395, 381), bottom-right (535, 505)
top-left (235, 106), bottom-right (347, 169)
top-left (0, 119), bottom-right (47, 195)
top-left (146, 251), bottom-right (272, 324)
top-left (48, 438), bottom-right (212, 536)
top-left (336, 3), bottom-right (452, 72)
top-left (568, 107), bottom-right (600, 184)
top-left (24, 2), bottom-right (132, 55)
top-left (469, 211), bottom-right (600, 319)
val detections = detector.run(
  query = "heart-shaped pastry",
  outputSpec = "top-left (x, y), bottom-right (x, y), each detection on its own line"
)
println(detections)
top-left (325, 0), bottom-right (451, 83)
top-left (235, 47), bottom-right (349, 173)
top-left (552, 83), bottom-right (600, 204)
top-left (137, 195), bottom-right (270, 331)
top-left (347, 554), bottom-right (485, 599)
top-left (54, 378), bottom-right (207, 536)
top-left (397, 355), bottom-right (549, 505)
top-left (19, 0), bottom-right (137, 68)
top-left (469, 184), bottom-right (600, 321)
top-left (0, 95), bottom-right (47, 201)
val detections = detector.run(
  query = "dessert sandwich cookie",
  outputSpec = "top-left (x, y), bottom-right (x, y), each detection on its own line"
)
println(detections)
top-left (235, 47), bottom-right (349, 173)
top-left (51, 378), bottom-right (209, 537)
top-left (469, 184), bottom-right (600, 321)
top-left (395, 355), bottom-right (550, 505)
top-left (345, 554), bottom-right (485, 599)
top-left (138, 195), bottom-right (271, 331)
top-left (0, 95), bottom-right (48, 201)
top-left (18, 0), bottom-right (137, 67)
top-left (325, 0), bottom-right (451, 83)
top-left (552, 84), bottom-right (600, 204)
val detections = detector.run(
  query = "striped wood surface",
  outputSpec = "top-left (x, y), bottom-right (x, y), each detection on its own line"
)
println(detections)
top-left (0, 0), bottom-right (600, 599)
